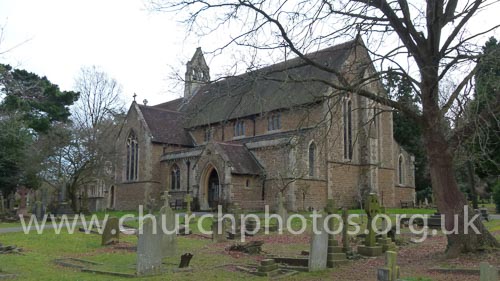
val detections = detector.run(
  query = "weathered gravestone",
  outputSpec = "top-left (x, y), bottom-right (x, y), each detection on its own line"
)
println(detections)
top-left (341, 207), bottom-right (350, 253)
top-left (480, 262), bottom-right (498, 281)
top-left (277, 193), bottom-right (288, 229)
top-left (179, 253), bottom-right (193, 268)
top-left (34, 201), bottom-right (44, 220)
top-left (325, 200), bottom-right (347, 268)
top-left (101, 217), bottom-right (120, 246)
top-left (16, 186), bottom-right (29, 217)
top-left (0, 192), bottom-right (5, 214)
top-left (377, 207), bottom-right (396, 253)
top-left (159, 192), bottom-right (176, 257)
top-left (212, 214), bottom-right (227, 243)
top-left (377, 251), bottom-right (400, 281)
top-left (228, 203), bottom-right (243, 240)
top-left (184, 194), bottom-right (193, 217)
top-left (308, 214), bottom-right (328, 271)
top-left (358, 193), bottom-right (383, 257)
top-left (137, 218), bottom-right (162, 276)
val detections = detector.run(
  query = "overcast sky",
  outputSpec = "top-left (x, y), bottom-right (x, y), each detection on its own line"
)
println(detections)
top-left (0, 0), bottom-right (207, 105)
top-left (1, 0), bottom-right (499, 107)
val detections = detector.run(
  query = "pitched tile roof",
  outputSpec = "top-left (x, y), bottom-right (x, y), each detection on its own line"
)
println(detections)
top-left (137, 104), bottom-right (193, 146)
top-left (181, 39), bottom-right (359, 127)
top-left (214, 142), bottom-right (263, 175)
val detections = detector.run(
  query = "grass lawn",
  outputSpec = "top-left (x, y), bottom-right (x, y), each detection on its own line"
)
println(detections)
top-left (1, 209), bottom-right (499, 281)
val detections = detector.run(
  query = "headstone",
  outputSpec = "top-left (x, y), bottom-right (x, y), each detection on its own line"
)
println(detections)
top-left (257, 259), bottom-right (279, 276)
top-left (358, 193), bottom-right (383, 257)
top-left (377, 207), bottom-right (396, 253)
top-left (490, 195), bottom-right (494, 205)
top-left (184, 194), bottom-right (193, 216)
top-left (0, 192), bottom-right (5, 214)
top-left (16, 186), bottom-right (29, 217)
top-left (377, 251), bottom-right (400, 281)
top-left (137, 218), bottom-right (162, 276)
top-left (424, 197), bottom-right (429, 207)
top-left (212, 215), bottom-right (227, 242)
top-left (179, 253), bottom-right (193, 268)
top-left (341, 207), bottom-right (350, 253)
top-left (159, 192), bottom-right (176, 257)
top-left (146, 195), bottom-right (156, 214)
top-left (34, 201), bottom-right (44, 220)
top-left (228, 203), bottom-right (243, 240)
top-left (480, 262), bottom-right (498, 281)
top-left (101, 217), bottom-right (120, 246)
top-left (308, 214), bottom-right (328, 271)
top-left (277, 193), bottom-right (288, 225)
top-left (8, 193), bottom-right (15, 210)
top-left (325, 200), bottom-right (347, 268)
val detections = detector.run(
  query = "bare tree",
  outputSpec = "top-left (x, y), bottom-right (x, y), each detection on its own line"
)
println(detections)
top-left (150, 0), bottom-right (500, 255)
top-left (42, 66), bottom-right (125, 211)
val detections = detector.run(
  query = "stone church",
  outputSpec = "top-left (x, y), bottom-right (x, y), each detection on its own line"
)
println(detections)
top-left (111, 38), bottom-right (415, 211)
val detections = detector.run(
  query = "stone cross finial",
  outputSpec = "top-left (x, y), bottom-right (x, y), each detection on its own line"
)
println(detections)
top-left (161, 191), bottom-right (171, 208)
top-left (184, 194), bottom-right (193, 215)
top-left (133, 93), bottom-right (137, 101)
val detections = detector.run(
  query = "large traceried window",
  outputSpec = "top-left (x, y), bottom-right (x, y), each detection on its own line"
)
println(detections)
top-left (343, 98), bottom-right (353, 160)
top-left (126, 131), bottom-right (139, 181)
top-left (398, 154), bottom-right (405, 185)
top-left (309, 142), bottom-right (316, 177)
top-left (171, 164), bottom-right (181, 190)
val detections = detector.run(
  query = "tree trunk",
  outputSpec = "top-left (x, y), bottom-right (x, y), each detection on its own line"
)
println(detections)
top-left (422, 107), bottom-right (499, 257)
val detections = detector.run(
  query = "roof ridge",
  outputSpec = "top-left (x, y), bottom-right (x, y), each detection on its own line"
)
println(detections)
top-left (138, 104), bottom-right (183, 114)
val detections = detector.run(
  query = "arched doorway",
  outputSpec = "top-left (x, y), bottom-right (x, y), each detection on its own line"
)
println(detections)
top-left (207, 169), bottom-right (220, 209)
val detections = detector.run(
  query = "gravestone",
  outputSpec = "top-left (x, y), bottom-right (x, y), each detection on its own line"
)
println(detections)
top-left (212, 215), bottom-right (227, 242)
top-left (159, 192), bottom-right (176, 257)
top-left (480, 262), bottom-right (498, 281)
top-left (184, 194), bottom-right (193, 216)
top-left (358, 193), bottom-right (383, 257)
top-left (325, 200), bottom-right (347, 268)
top-left (377, 251), bottom-right (400, 281)
top-left (308, 214), bottom-right (329, 271)
top-left (101, 217), bottom-right (120, 246)
top-left (377, 207), bottom-right (396, 253)
top-left (277, 193), bottom-right (288, 227)
top-left (257, 259), bottom-right (279, 277)
top-left (7, 193), bottom-right (15, 210)
top-left (0, 192), bottom-right (5, 214)
top-left (16, 186), bottom-right (29, 217)
top-left (34, 201), bottom-right (44, 220)
top-left (341, 207), bottom-right (350, 253)
top-left (228, 203), bottom-right (243, 240)
top-left (146, 196), bottom-right (156, 214)
top-left (137, 218), bottom-right (162, 276)
top-left (179, 253), bottom-right (193, 268)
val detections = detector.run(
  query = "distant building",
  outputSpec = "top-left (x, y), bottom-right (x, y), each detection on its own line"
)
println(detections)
top-left (111, 39), bottom-right (415, 211)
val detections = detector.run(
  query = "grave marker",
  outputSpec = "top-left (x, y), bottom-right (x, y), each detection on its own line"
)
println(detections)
top-left (184, 194), bottom-right (193, 216)
top-left (308, 214), bottom-right (328, 271)
top-left (159, 191), bottom-right (176, 257)
top-left (0, 192), bottom-right (5, 214)
top-left (358, 193), bottom-right (383, 257)
top-left (136, 218), bottom-right (162, 276)
top-left (341, 207), bottom-right (350, 253)
top-left (101, 217), bottom-right (120, 246)
top-left (377, 251), bottom-right (400, 281)
top-left (480, 262), bottom-right (498, 281)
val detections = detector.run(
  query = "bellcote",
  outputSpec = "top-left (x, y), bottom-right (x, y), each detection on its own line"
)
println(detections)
top-left (184, 47), bottom-right (210, 99)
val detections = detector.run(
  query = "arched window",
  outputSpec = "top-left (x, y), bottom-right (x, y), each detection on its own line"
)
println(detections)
top-left (171, 164), bottom-right (181, 190)
top-left (126, 131), bottom-right (139, 181)
top-left (309, 142), bottom-right (316, 177)
top-left (398, 154), bottom-right (404, 185)
top-left (343, 98), bottom-right (353, 160)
